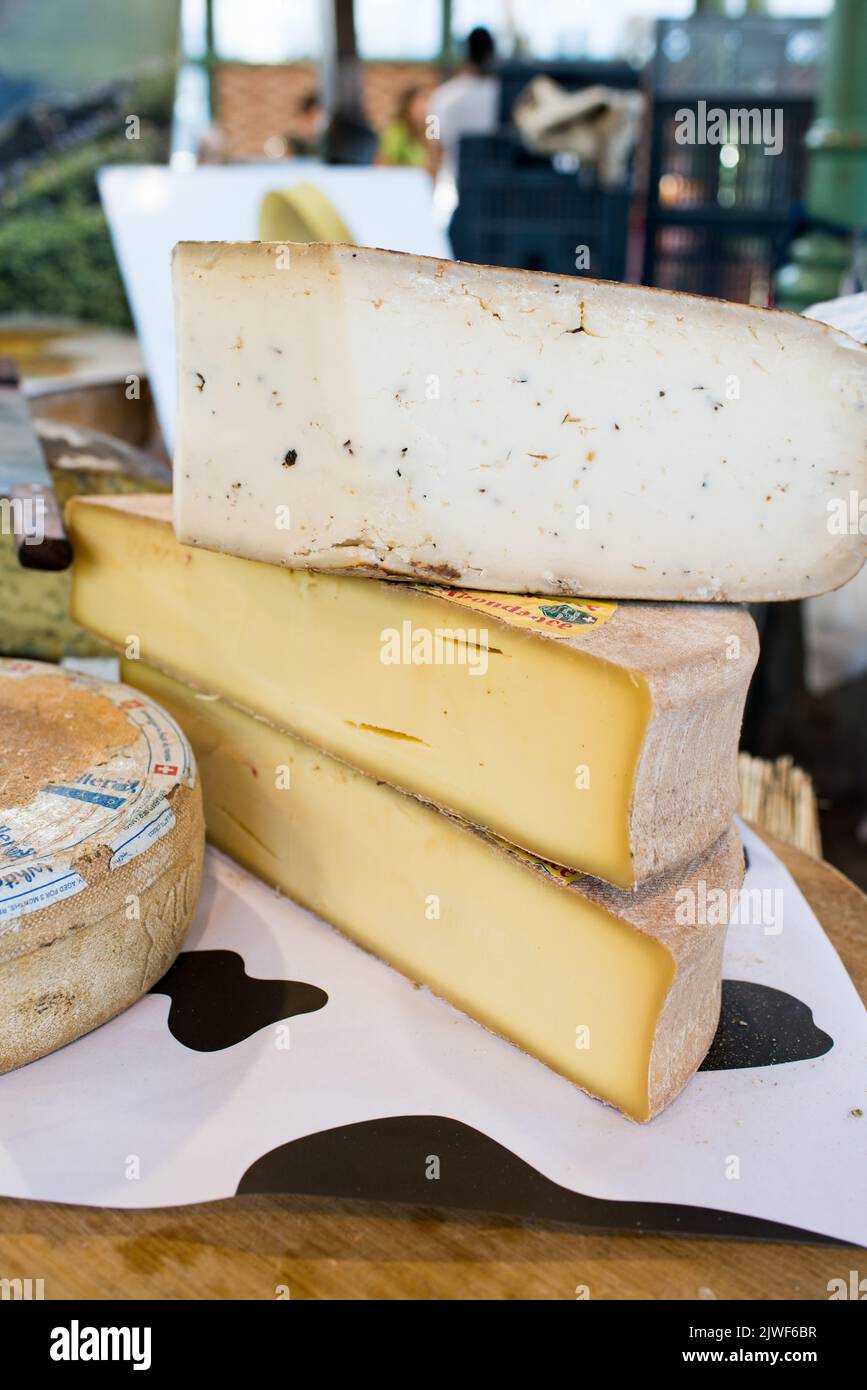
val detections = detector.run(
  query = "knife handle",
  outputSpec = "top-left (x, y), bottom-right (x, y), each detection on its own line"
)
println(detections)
top-left (11, 482), bottom-right (73, 571)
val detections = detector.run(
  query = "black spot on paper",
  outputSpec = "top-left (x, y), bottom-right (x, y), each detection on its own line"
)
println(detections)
top-left (237, 1114), bottom-right (839, 1244)
top-left (701, 980), bottom-right (833, 1072)
top-left (151, 950), bottom-right (327, 1051)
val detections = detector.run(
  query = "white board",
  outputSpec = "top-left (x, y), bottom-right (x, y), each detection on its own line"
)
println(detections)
top-left (98, 163), bottom-right (451, 449)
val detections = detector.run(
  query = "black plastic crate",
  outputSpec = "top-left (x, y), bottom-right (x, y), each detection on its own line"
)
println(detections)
top-left (649, 223), bottom-right (788, 304)
top-left (642, 16), bottom-right (821, 300)
top-left (650, 99), bottom-right (813, 214)
top-left (455, 131), bottom-right (550, 175)
top-left (451, 178), bottom-right (630, 281)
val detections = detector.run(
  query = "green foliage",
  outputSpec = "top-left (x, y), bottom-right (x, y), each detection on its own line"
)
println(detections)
top-left (0, 73), bottom-right (175, 327)
top-left (6, 131), bottom-right (164, 215)
top-left (126, 70), bottom-right (177, 130)
top-left (0, 206), bottom-right (132, 328)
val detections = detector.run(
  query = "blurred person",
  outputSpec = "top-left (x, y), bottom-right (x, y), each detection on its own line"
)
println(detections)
top-left (377, 85), bottom-right (433, 170)
top-left (289, 91), bottom-right (324, 158)
top-left (429, 26), bottom-right (499, 218)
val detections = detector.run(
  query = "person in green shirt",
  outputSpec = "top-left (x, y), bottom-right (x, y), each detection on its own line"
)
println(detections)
top-left (377, 85), bottom-right (433, 171)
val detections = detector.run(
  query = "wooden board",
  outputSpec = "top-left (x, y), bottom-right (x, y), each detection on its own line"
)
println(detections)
top-left (0, 317), bottom-right (162, 455)
top-left (0, 828), bottom-right (863, 1301)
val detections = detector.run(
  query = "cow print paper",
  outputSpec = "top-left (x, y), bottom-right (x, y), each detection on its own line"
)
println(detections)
top-left (701, 980), bottom-right (833, 1071)
top-left (151, 949), bottom-right (327, 1051)
top-left (236, 1113), bottom-right (838, 1242)
top-left (0, 823), bottom-right (863, 1246)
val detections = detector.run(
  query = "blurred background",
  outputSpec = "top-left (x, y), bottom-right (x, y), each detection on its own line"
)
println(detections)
top-left (1, 0), bottom-right (866, 884)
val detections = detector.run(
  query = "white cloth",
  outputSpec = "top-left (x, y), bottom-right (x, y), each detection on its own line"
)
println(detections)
top-left (429, 72), bottom-right (500, 180)
top-left (513, 77), bottom-right (644, 188)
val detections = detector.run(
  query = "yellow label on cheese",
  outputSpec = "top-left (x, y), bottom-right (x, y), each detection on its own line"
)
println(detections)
top-left (486, 831), bottom-right (584, 886)
top-left (416, 588), bottom-right (617, 638)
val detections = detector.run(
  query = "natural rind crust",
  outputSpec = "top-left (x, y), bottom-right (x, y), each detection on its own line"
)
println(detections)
top-left (432, 591), bottom-right (759, 885)
top-left (617, 604), bottom-right (758, 883)
top-left (0, 779), bottom-right (203, 1073)
top-left (586, 822), bottom-right (739, 1117)
top-left (561, 822), bottom-right (743, 1120)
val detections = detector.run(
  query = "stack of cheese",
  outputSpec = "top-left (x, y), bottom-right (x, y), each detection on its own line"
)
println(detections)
top-left (68, 243), bottom-right (867, 1120)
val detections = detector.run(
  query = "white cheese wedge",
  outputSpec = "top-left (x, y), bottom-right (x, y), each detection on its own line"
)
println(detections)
top-left (0, 659), bottom-right (204, 1072)
top-left (122, 657), bottom-right (745, 1122)
top-left (172, 241), bottom-right (867, 601)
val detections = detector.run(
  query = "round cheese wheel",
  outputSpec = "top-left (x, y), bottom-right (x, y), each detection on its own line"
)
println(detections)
top-left (0, 659), bottom-right (204, 1072)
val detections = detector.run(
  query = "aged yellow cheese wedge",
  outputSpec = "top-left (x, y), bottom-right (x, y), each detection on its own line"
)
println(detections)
top-left (121, 657), bottom-right (743, 1122)
top-left (68, 494), bottom-right (757, 888)
top-left (0, 659), bottom-right (204, 1072)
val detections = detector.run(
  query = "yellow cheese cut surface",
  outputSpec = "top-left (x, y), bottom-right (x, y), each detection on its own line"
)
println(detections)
top-left (69, 495), bottom-right (757, 888)
top-left (122, 658), bottom-right (743, 1122)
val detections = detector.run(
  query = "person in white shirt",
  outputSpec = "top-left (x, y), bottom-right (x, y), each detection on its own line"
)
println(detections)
top-left (429, 27), bottom-right (500, 222)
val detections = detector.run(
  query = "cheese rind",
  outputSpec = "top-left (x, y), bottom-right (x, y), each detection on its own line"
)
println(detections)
top-left (123, 657), bottom-right (744, 1121)
top-left (0, 659), bottom-right (204, 1072)
top-left (172, 241), bottom-right (867, 602)
top-left (68, 494), bottom-right (758, 887)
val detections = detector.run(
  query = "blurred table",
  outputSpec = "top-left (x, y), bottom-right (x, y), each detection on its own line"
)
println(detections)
top-left (0, 315), bottom-right (160, 455)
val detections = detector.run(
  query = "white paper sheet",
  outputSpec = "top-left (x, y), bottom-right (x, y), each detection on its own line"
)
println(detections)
top-left (0, 823), bottom-right (864, 1243)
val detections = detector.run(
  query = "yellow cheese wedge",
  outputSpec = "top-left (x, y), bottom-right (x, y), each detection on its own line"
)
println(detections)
top-left (68, 495), bottom-right (757, 888)
top-left (121, 658), bottom-right (742, 1121)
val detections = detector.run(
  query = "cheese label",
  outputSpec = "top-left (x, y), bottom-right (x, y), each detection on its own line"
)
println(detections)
top-left (0, 661), bottom-right (196, 927)
top-left (416, 588), bottom-right (617, 639)
top-left (485, 831), bottom-right (583, 887)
